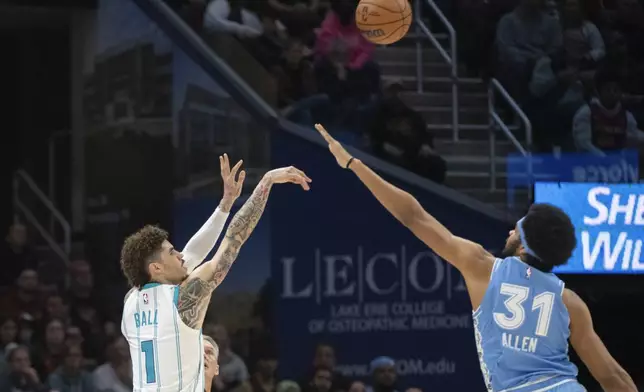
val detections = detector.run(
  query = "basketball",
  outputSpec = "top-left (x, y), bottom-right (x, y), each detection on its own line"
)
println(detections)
top-left (355, 0), bottom-right (412, 45)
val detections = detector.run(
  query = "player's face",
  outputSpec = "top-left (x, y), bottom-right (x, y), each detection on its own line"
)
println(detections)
top-left (501, 224), bottom-right (522, 258)
top-left (158, 240), bottom-right (188, 284)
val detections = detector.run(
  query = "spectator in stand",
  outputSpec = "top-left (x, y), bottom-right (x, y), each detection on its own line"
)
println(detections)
top-left (92, 335), bottom-right (131, 392)
top-left (267, 0), bottom-right (322, 43)
top-left (314, 0), bottom-right (379, 101)
top-left (66, 259), bottom-right (106, 363)
top-left (561, 0), bottom-right (605, 86)
top-left (604, 0), bottom-right (644, 61)
top-left (250, 351), bottom-right (278, 392)
top-left (47, 344), bottom-right (95, 392)
top-left (0, 223), bottom-right (37, 287)
top-left (205, 335), bottom-right (220, 392)
top-left (275, 38), bottom-right (317, 108)
top-left (306, 367), bottom-right (333, 392)
top-left (365, 357), bottom-right (398, 392)
top-left (0, 269), bottom-right (42, 320)
top-left (209, 323), bottom-right (251, 392)
top-left (165, 0), bottom-right (208, 33)
top-left (277, 380), bottom-right (301, 392)
top-left (0, 345), bottom-right (48, 392)
top-left (348, 382), bottom-right (366, 392)
top-left (32, 318), bottom-right (67, 380)
top-left (1, 317), bottom-right (18, 354)
top-left (0, 317), bottom-right (19, 374)
top-left (573, 70), bottom-right (644, 155)
top-left (495, 0), bottom-right (562, 101)
top-left (44, 294), bottom-right (70, 325)
top-left (369, 80), bottom-right (447, 183)
top-left (204, 0), bottom-right (264, 38)
top-left (299, 344), bottom-right (350, 392)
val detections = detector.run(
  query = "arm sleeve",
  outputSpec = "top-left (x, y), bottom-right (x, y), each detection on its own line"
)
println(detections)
top-left (181, 207), bottom-right (231, 273)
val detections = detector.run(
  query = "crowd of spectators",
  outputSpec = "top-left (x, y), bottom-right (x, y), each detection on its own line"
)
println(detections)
top-left (0, 222), bottom-right (425, 392)
top-left (168, 0), bottom-right (447, 184)
top-left (457, 0), bottom-right (644, 160)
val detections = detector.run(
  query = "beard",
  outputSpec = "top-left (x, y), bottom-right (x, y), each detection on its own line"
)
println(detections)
top-left (501, 239), bottom-right (520, 258)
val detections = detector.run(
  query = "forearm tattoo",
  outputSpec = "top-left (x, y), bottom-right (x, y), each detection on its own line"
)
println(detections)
top-left (178, 175), bottom-right (273, 328)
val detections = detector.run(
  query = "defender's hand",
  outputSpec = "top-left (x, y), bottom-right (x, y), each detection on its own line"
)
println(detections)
top-left (315, 123), bottom-right (353, 168)
top-left (219, 154), bottom-right (246, 211)
top-left (266, 166), bottom-right (312, 190)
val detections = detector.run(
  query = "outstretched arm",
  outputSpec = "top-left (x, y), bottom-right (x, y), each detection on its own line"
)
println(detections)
top-left (177, 167), bottom-right (311, 329)
top-left (565, 289), bottom-right (637, 392)
top-left (314, 124), bottom-right (493, 276)
top-left (181, 155), bottom-right (243, 273)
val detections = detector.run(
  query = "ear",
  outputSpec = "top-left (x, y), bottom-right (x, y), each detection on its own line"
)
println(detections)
top-left (148, 261), bottom-right (162, 276)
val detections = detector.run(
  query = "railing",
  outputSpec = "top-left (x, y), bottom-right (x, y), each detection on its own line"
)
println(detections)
top-left (48, 129), bottom-right (69, 234)
top-left (488, 78), bottom-right (533, 200)
top-left (414, 0), bottom-right (459, 140)
top-left (13, 169), bottom-right (71, 265)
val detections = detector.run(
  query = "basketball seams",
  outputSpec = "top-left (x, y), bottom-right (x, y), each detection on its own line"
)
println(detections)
top-left (356, 0), bottom-right (411, 45)
top-left (357, 2), bottom-right (401, 13)
top-left (356, 13), bottom-right (412, 27)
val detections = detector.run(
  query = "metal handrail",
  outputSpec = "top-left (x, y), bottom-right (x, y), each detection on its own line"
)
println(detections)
top-left (414, 0), bottom-right (459, 140)
top-left (13, 169), bottom-right (72, 256)
top-left (488, 78), bottom-right (533, 200)
top-left (48, 129), bottom-right (70, 235)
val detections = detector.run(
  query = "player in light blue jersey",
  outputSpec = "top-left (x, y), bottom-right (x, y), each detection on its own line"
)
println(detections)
top-left (315, 124), bottom-right (637, 392)
top-left (120, 158), bottom-right (311, 392)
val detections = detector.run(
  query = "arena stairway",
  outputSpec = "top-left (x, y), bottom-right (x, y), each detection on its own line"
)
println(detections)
top-left (374, 32), bottom-right (529, 214)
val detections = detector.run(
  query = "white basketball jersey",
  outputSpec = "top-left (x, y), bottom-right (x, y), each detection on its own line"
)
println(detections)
top-left (121, 283), bottom-right (204, 392)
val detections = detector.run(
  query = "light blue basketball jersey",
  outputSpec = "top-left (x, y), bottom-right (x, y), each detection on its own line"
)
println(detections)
top-left (473, 257), bottom-right (585, 392)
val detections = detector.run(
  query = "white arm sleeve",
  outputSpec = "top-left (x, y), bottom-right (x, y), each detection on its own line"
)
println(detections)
top-left (181, 207), bottom-right (230, 273)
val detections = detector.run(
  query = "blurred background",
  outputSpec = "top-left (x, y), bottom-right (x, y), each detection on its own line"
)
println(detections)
top-left (0, 0), bottom-right (642, 391)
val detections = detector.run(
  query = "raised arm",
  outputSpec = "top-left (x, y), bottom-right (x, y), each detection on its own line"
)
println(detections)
top-left (564, 289), bottom-right (637, 392)
top-left (314, 124), bottom-right (493, 276)
top-left (177, 167), bottom-right (311, 329)
top-left (181, 155), bottom-right (243, 273)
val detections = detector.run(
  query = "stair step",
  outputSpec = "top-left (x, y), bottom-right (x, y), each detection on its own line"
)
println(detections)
top-left (382, 75), bottom-right (487, 93)
top-left (417, 106), bottom-right (488, 125)
top-left (374, 46), bottom-right (447, 63)
top-left (444, 170), bottom-right (509, 189)
top-left (400, 91), bottom-right (488, 107)
top-left (460, 188), bottom-right (529, 204)
top-left (429, 124), bottom-right (524, 141)
top-left (445, 155), bottom-right (510, 172)
top-left (434, 139), bottom-right (521, 156)
top-left (379, 61), bottom-right (465, 78)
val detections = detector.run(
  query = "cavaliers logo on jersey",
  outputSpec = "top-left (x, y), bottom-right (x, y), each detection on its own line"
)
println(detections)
top-left (143, 293), bottom-right (149, 304)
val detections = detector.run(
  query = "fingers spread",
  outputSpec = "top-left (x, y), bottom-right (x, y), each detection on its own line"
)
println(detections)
top-left (230, 159), bottom-right (243, 179)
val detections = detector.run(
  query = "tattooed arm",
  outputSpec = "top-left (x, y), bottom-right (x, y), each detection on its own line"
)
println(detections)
top-left (177, 166), bottom-right (311, 329)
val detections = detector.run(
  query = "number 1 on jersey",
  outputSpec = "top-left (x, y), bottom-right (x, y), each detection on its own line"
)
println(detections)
top-left (141, 340), bottom-right (157, 383)
top-left (494, 283), bottom-right (555, 337)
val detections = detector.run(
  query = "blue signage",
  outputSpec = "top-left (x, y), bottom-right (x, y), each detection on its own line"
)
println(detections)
top-left (507, 150), bottom-right (639, 207)
top-left (535, 182), bottom-right (644, 274)
top-left (270, 129), bottom-right (510, 391)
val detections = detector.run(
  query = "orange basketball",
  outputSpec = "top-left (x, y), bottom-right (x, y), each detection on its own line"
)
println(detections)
top-left (355, 0), bottom-right (412, 45)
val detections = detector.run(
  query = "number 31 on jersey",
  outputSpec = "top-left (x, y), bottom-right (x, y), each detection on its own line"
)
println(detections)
top-left (493, 283), bottom-right (555, 337)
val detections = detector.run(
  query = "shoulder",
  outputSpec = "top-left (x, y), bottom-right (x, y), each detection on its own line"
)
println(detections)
top-left (123, 287), bottom-right (138, 303)
top-left (573, 104), bottom-right (592, 120)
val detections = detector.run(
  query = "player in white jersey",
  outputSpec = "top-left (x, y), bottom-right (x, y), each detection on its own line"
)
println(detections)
top-left (120, 156), bottom-right (311, 392)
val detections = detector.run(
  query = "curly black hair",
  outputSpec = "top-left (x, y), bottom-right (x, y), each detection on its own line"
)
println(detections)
top-left (522, 203), bottom-right (577, 272)
top-left (120, 225), bottom-right (168, 288)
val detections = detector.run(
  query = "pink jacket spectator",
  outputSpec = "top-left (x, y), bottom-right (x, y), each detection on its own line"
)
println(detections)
top-left (315, 11), bottom-right (375, 70)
